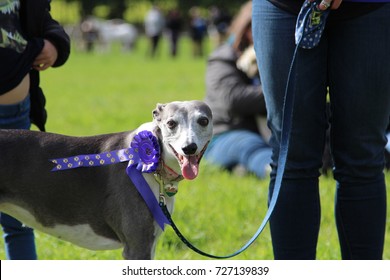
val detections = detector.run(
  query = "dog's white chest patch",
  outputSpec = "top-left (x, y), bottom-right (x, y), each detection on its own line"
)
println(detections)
top-left (0, 203), bottom-right (122, 250)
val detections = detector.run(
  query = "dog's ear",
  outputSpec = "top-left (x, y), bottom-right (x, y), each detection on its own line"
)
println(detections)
top-left (153, 103), bottom-right (166, 139)
top-left (152, 103), bottom-right (166, 122)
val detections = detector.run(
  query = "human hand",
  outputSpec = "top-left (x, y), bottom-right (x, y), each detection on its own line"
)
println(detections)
top-left (33, 39), bottom-right (58, 71)
top-left (310, 0), bottom-right (343, 10)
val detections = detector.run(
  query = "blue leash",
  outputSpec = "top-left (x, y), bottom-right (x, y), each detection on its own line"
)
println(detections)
top-left (159, 45), bottom-right (297, 258)
top-left (160, 0), bottom-right (328, 259)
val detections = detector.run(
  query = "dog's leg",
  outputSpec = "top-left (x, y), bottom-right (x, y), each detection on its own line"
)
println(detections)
top-left (120, 226), bottom-right (157, 260)
top-left (122, 243), bottom-right (150, 260)
top-left (109, 193), bottom-right (158, 260)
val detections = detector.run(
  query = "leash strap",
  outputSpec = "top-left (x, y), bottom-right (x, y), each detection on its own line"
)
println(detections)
top-left (159, 0), bottom-right (328, 259)
top-left (157, 44), bottom-right (298, 260)
top-left (158, 45), bottom-right (297, 257)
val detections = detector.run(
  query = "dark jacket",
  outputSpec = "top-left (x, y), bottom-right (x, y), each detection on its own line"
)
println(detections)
top-left (267, 0), bottom-right (385, 20)
top-left (204, 43), bottom-right (266, 135)
top-left (20, 0), bottom-right (70, 131)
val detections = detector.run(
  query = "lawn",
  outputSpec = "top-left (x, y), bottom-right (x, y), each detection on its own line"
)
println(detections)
top-left (0, 36), bottom-right (389, 260)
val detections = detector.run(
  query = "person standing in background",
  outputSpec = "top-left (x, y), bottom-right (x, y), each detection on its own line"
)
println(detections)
top-left (166, 8), bottom-right (183, 58)
top-left (188, 6), bottom-right (207, 58)
top-left (144, 5), bottom-right (165, 58)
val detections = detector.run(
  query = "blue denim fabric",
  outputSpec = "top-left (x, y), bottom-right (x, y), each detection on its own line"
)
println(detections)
top-left (204, 130), bottom-right (272, 179)
top-left (0, 96), bottom-right (31, 129)
top-left (0, 95), bottom-right (37, 259)
top-left (253, 0), bottom-right (389, 259)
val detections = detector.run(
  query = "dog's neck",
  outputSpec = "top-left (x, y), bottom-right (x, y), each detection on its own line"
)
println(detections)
top-left (135, 122), bottom-right (183, 184)
top-left (156, 158), bottom-right (183, 183)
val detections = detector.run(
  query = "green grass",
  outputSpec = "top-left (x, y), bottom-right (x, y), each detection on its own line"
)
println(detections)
top-left (0, 37), bottom-right (389, 260)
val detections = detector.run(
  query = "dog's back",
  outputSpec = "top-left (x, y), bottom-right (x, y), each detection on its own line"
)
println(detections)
top-left (0, 129), bottom-right (156, 255)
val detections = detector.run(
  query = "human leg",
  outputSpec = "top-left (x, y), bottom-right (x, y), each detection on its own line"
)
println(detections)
top-left (170, 32), bottom-right (179, 57)
top-left (0, 96), bottom-right (37, 260)
top-left (328, 5), bottom-right (390, 259)
top-left (204, 130), bottom-right (272, 179)
top-left (151, 35), bottom-right (159, 57)
top-left (1, 214), bottom-right (37, 260)
top-left (252, 0), bottom-right (329, 259)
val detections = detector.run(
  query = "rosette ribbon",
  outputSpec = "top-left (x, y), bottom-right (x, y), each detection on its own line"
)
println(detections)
top-left (50, 130), bottom-right (171, 230)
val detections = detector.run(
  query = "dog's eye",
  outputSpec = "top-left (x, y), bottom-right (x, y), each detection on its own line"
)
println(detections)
top-left (198, 117), bottom-right (209, 127)
top-left (167, 120), bottom-right (177, 129)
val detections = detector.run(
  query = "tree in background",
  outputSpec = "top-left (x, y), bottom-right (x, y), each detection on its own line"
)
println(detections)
top-left (107, 0), bottom-right (127, 19)
top-left (65, 0), bottom-right (128, 19)
top-left (62, 0), bottom-right (247, 21)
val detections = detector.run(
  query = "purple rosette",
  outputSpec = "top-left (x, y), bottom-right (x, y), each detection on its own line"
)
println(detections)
top-left (129, 130), bottom-right (160, 173)
top-left (50, 130), bottom-right (169, 229)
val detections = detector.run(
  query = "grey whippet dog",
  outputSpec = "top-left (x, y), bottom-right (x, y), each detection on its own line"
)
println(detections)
top-left (0, 100), bottom-right (213, 259)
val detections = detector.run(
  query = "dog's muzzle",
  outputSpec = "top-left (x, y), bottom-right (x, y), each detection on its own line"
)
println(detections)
top-left (169, 141), bottom-right (209, 180)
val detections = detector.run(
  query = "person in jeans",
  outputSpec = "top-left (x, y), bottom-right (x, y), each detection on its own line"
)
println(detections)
top-left (0, 0), bottom-right (70, 259)
top-left (252, 0), bottom-right (389, 259)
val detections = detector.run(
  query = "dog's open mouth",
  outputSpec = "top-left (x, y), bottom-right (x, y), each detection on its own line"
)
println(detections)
top-left (169, 142), bottom-right (209, 180)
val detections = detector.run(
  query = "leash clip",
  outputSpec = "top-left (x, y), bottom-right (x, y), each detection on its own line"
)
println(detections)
top-left (159, 193), bottom-right (166, 206)
top-left (154, 173), bottom-right (167, 206)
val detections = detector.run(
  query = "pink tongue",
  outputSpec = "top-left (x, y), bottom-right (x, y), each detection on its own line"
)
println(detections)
top-left (181, 156), bottom-right (199, 180)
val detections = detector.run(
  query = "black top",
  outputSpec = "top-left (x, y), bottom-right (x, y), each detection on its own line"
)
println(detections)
top-left (0, 1), bottom-right (44, 94)
top-left (0, 40), bottom-right (44, 94)
top-left (267, 0), bottom-right (385, 20)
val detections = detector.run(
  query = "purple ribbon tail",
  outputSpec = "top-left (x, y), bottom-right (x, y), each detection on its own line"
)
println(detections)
top-left (126, 166), bottom-right (171, 230)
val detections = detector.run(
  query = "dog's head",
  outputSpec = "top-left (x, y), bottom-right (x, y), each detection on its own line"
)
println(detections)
top-left (152, 101), bottom-right (213, 180)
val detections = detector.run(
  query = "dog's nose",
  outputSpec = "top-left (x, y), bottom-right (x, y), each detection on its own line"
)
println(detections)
top-left (182, 143), bottom-right (198, 155)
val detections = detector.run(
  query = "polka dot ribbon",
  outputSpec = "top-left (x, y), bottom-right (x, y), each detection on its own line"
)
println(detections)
top-left (51, 149), bottom-right (132, 171)
top-left (50, 130), bottom-right (171, 230)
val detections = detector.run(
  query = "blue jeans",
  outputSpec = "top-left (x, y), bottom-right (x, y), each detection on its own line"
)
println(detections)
top-left (204, 130), bottom-right (272, 179)
top-left (0, 96), bottom-right (37, 260)
top-left (253, 0), bottom-right (389, 259)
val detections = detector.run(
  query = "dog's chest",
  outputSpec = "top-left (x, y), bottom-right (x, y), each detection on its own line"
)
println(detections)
top-left (0, 203), bottom-right (122, 250)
